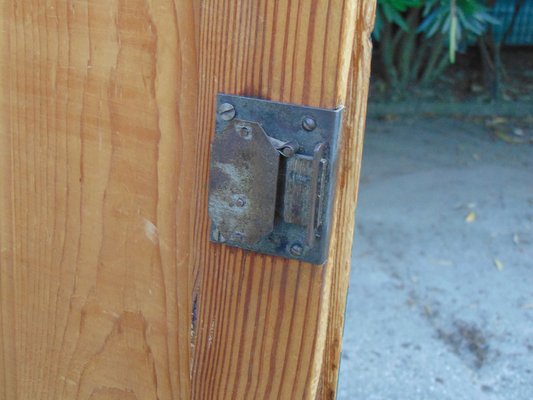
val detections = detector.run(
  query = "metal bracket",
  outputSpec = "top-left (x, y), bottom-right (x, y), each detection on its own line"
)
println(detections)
top-left (208, 94), bottom-right (343, 265)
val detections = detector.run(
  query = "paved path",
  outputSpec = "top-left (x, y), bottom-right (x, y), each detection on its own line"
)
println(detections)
top-left (338, 116), bottom-right (533, 400)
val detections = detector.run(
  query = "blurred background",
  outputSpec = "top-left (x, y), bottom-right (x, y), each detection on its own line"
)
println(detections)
top-left (338, 1), bottom-right (533, 399)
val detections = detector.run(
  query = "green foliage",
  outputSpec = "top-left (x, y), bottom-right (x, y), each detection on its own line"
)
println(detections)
top-left (376, 0), bottom-right (497, 62)
top-left (374, 0), bottom-right (423, 37)
top-left (374, 0), bottom-right (500, 90)
top-left (420, 0), bottom-right (499, 62)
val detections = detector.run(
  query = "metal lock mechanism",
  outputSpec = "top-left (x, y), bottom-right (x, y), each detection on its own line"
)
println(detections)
top-left (208, 94), bottom-right (343, 265)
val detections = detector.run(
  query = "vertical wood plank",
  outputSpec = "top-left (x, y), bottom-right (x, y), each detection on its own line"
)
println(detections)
top-left (0, 5), bottom-right (15, 399)
top-left (317, 1), bottom-right (377, 398)
top-left (0, 0), bottom-right (374, 398)
top-left (0, 0), bottom-right (198, 398)
top-left (190, 0), bottom-right (372, 399)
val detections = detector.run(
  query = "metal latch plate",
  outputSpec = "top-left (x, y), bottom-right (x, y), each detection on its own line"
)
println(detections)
top-left (208, 94), bottom-right (343, 265)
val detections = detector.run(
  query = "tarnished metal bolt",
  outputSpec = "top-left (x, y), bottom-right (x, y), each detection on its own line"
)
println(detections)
top-left (282, 146), bottom-right (295, 157)
top-left (238, 125), bottom-right (252, 138)
top-left (235, 198), bottom-right (246, 207)
top-left (289, 243), bottom-right (304, 257)
top-left (218, 103), bottom-right (236, 121)
top-left (302, 116), bottom-right (317, 131)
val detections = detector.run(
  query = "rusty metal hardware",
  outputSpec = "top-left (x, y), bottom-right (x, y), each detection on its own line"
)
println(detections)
top-left (208, 94), bottom-right (343, 265)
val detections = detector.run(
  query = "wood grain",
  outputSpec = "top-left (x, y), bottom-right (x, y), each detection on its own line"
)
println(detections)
top-left (0, 1), bottom-right (198, 398)
top-left (0, 0), bottom-right (374, 399)
top-left (317, 1), bottom-right (376, 397)
top-left (190, 0), bottom-right (374, 399)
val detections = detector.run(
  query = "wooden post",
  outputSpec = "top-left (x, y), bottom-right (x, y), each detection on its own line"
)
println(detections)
top-left (0, 1), bottom-right (375, 399)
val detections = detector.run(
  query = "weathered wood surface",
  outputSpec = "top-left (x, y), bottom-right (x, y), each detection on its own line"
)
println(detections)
top-left (0, 0), bottom-right (374, 399)
top-left (317, 1), bottom-right (376, 397)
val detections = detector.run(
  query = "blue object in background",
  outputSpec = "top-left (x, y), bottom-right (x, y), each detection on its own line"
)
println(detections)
top-left (492, 0), bottom-right (533, 45)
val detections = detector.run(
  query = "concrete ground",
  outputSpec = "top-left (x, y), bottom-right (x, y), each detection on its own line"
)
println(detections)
top-left (338, 116), bottom-right (533, 399)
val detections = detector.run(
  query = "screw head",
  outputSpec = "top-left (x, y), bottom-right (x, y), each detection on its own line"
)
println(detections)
top-left (302, 116), bottom-right (317, 132)
top-left (237, 124), bottom-right (252, 139)
top-left (235, 197), bottom-right (246, 207)
top-left (218, 103), bottom-right (236, 121)
top-left (289, 243), bottom-right (304, 257)
top-left (282, 146), bottom-right (295, 157)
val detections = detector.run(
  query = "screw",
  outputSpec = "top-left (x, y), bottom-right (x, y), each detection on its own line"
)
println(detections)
top-left (302, 116), bottom-right (317, 131)
top-left (235, 197), bottom-right (246, 207)
top-left (289, 243), bottom-right (304, 257)
top-left (282, 146), bottom-right (295, 157)
top-left (238, 125), bottom-right (252, 138)
top-left (218, 103), bottom-right (236, 121)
